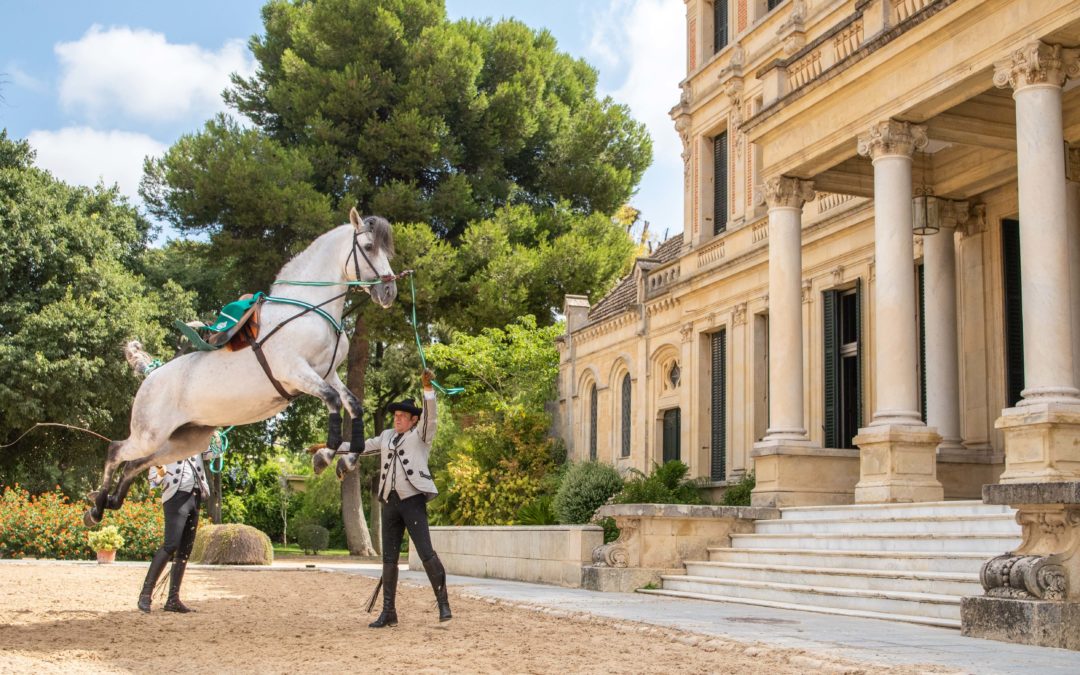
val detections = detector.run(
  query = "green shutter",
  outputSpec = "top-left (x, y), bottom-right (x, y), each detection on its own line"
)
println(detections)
top-left (663, 408), bottom-right (681, 463)
top-left (917, 264), bottom-right (927, 422)
top-left (711, 330), bottom-right (727, 481)
top-left (823, 290), bottom-right (839, 448)
top-left (854, 279), bottom-right (863, 432)
top-left (621, 374), bottom-right (632, 458)
top-left (714, 1), bottom-right (728, 53)
top-left (589, 384), bottom-right (598, 460)
top-left (714, 133), bottom-right (728, 235)
top-left (1002, 219), bottom-right (1025, 407)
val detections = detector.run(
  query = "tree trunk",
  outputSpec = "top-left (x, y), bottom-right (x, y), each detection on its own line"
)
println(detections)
top-left (342, 313), bottom-right (376, 556)
top-left (209, 470), bottom-right (222, 524)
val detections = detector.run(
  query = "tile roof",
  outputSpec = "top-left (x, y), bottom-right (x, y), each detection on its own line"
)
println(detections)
top-left (585, 235), bottom-right (683, 326)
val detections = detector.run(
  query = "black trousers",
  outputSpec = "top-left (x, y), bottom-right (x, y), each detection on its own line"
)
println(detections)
top-left (161, 490), bottom-right (200, 560)
top-left (381, 492), bottom-right (435, 565)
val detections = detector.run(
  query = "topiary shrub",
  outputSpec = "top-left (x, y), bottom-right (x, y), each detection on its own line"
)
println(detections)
top-left (296, 523), bottom-right (330, 555)
top-left (613, 461), bottom-right (707, 506)
top-left (721, 472), bottom-right (755, 506)
top-left (553, 461), bottom-right (624, 524)
top-left (190, 524), bottom-right (273, 565)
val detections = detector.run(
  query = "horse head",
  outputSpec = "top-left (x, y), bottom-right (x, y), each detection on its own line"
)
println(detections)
top-left (347, 207), bottom-right (397, 308)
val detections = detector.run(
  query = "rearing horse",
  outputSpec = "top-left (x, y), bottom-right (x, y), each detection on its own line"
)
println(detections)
top-left (84, 208), bottom-right (396, 526)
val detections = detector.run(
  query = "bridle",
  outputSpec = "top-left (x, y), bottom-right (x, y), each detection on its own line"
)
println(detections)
top-left (348, 218), bottom-right (396, 289)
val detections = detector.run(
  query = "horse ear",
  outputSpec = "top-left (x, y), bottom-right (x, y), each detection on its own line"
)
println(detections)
top-left (349, 207), bottom-right (362, 230)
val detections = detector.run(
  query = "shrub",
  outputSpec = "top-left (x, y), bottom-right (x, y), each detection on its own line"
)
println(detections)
top-left (0, 484), bottom-right (162, 560)
top-left (191, 523), bottom-right (273, 565)
top-left (614, 461), bottom-right (707, 506)
top-left (553, 461), bottom-right (624, 524)
top-left (517, 495), bottom-right (558, 525)
top-left (721, 472), bottom-right (755, 506)
top-left (87, 525), bottom-right (124, 551)
top-left (296, 524), bottom-right (330, 554)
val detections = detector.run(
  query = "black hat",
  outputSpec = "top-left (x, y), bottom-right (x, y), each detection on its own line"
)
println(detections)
top-left (388, 398), bottom-right (422, 417)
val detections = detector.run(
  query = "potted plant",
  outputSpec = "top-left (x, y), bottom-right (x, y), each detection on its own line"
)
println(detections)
top-left (87, 525), bottom-right (124, 564)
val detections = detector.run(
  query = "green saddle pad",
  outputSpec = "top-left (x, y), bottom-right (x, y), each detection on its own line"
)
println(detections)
top-left (175, 293), bottom-right (263, 351)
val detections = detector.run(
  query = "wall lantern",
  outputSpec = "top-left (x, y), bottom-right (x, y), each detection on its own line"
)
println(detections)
top-left (912, 151), bottom-right (940, 235)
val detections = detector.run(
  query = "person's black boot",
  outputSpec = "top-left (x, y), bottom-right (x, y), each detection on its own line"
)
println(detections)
top-left (163, 559), bottom-right (195, 613)
top-left (423, 554), bottom-right (452, 622)
top-left (368, 562), bottom-right (398, 628)
top-left (137, 548), bottom-right (171, 612)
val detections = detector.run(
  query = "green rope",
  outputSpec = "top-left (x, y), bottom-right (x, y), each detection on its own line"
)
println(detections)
top-left (207, 426), bottom-right (234, 474)
top-left (143, 359), bottom-right (163, 374)
top-left (406, 275), bottom-right (464, 396)
top-left (263, 295), bottom-right (345, 333)
top-left (272, 279), bottom-right (385, 287)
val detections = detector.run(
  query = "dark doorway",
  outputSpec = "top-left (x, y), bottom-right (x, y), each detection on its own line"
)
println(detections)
top-left (662, 408), bottom-right (681, 464)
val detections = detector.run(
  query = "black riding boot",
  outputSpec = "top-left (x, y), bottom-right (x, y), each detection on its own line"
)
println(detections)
top-left (163, 560), bottom-right (194, 613)
top-left (368, 562), bottom-right (398, 628)
top-left (423, 554), bottom-right (452, 622)
top-left (137, 548), bottom-right (171, 612)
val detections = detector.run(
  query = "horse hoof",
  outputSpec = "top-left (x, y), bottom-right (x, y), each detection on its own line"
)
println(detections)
top-left (83, 509), bottom-right (101, 527)
top-left (86, 490), bottom-right (100, 505)
top-left (312, 447), bottom-right (335, 475)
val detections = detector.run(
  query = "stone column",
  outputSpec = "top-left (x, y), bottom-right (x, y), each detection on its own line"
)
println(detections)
top-left (1067, 147), bottom-right (1080, 396)
top-left (751, 177), bottom-right (859, 507)
top-left (993, 42), bottom-right (1080, 483)
top-left (853, 120), bottom-right (943, 503)
top-left (924, 200), bottom-right (968, 453)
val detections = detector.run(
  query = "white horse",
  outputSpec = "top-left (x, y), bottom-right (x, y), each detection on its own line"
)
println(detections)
top-left (85, 208), bottom-right (396, 526)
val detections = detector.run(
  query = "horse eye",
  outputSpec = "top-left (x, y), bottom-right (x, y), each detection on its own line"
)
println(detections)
top-left (364, 243), bottom-right (374, 252)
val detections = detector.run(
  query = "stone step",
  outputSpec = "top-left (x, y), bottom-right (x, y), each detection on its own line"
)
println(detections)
top-left (637, 588), bottom-right (961, 629)
top-left (755, 513), bottom-right (1019, 536)
top-left (778, 500), bottom-right (1013, 521)
top-left (682, 561), bottom-right (982, 596)
top-left (729, 532), bottom-right (1021, 553)
top-left (708, 547), bottom-right (990, 574)
top-left (656, 575), bottom-right (961, 622)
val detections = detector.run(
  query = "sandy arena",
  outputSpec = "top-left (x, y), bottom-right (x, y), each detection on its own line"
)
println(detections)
top-left (0, 561), bottom-right (953, 674)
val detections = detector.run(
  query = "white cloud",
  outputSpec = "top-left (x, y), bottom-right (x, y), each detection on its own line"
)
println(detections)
top-left (3, 63), bottom-right (48, 93)
top-left (27, 127), bottom-right (167, 203)
top-left (55, 25), bottom-right (256, 124)
top-left (588, 0), bottom-right (685, 170)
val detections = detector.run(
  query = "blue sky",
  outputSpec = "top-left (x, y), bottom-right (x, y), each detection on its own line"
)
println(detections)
top-left (1, 0), bottom-right (684, 242)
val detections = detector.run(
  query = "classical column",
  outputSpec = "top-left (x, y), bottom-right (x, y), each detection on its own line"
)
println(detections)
top-left (924, 200), bottom-right (968, 453)
top-left (763, 176), bottom-right (814, 441)
top-left (853, 120), bottom-right (943, 503)
top-left (993, 41), bottom-right (1080, 483)
top-left (751, 177), bottom-right (860, 508)
top-left (1067, 147), bottom-right (1080, 394)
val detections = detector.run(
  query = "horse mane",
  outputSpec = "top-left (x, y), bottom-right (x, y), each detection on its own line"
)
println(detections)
top-left (363, 215), bottom-right (395, 259)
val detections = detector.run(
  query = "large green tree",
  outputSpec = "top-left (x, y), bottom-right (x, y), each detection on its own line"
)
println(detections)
top-left (140, 0), bottom-right (651, 551)
top-left (0, 132), bottom-right (197, 493)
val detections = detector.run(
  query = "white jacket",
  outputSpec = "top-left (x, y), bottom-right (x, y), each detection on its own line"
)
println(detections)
top-left (149, 453), bottom-right (211, 503)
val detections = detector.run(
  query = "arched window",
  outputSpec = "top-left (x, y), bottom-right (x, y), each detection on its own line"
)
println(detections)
top-left (621, 374), bottom-right (632, 458)
top-left (589, 384), bottom-right (598, 460)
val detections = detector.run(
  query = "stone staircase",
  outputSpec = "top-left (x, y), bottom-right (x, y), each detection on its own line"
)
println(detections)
top-left (638, 501), bottom-right (1021, 629)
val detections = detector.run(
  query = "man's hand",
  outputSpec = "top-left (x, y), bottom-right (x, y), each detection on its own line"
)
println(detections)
top-left (421, 368), bottom-right (434, 390)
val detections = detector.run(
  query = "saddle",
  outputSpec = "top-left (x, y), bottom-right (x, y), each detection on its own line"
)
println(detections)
top-left (175, 294), bottom-right (263, 352)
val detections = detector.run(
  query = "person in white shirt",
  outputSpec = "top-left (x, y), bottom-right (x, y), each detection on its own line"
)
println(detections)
top-left (359, 368), bottom-right (450, 627)
top-left (137, 451), bottom-right (210, 613)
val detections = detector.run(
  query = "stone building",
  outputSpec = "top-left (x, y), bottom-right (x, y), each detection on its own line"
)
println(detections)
top-left (557, 0), bottom-right (1080, 508)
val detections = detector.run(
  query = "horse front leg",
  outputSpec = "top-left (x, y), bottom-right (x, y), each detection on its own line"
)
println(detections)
top-left (327, 370), bottom-right (365, 452)
top-left (85, 441), bottom-right (125, 526)
top-left (285, 367), bottom-right (345, 474)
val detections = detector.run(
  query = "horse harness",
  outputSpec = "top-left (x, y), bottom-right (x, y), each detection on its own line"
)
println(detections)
top-left (251, 219), bottom-right (395, 401)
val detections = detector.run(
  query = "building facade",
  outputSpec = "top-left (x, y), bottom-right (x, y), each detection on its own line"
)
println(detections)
top-left (557, 0), bottom-right (1080, 507)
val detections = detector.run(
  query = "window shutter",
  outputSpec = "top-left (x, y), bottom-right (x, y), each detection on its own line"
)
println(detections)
top-left (711, 329), bottom-right (727, 481)
top-left (1002, 219), bottom-right (1025, 407)
top-left (823, 290), bottom-right (838, 448)
top-left (917, 264), bottom-right (927, 422)
top-left (714, 1), bottom-right (728, 53)
top-left (621, 374), bottom-right (631, 458)
top-left (714, 132), bottom-right (728, 235)
top-left (589, 384), bottom-right (598, 460)
top-left (767, 0), bottom-right (783, 11)
top-left (854, 279), bottom-right (863, 431)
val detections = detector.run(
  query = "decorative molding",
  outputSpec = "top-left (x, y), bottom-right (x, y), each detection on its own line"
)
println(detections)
top-left (817, 192), bottom-right (855, 212)
top-left (869, 261), bottom-right (876, 282)
top-left (1067, 145), bottom-right (1080, 184)
top-left (697, 239), bottom-right (726, 267)
top-left (939, 199), bottom-right (970, 230)
top-left (752, 221), bottom-right (769, 243)
top-left (762, 176), bottom-right (815, 209)
top-left (802, 278), bottom-right (813, 304)
top-left (978, 504), bottom-right (1080, 601)
top-left (980, 554), bottom-right (1067, 600)
top-left (892, 0), bottom-right (933, 24)
top-left (857, 120), bottom-right (928, 160)
top-left (645, 296), bottom-right (679, 317)
top-left (993, 41), bottom-right (1080, 91)
top-left (962, 204), bottom-right (988, 238)
top-left (680, 322), bottom-right (694, 343)
top-left (832, 264), bottom-right (845, 286)
top-left (833, 19), bottom-right (863, 63)
top-left (732, 303), bottom-right (747, 327)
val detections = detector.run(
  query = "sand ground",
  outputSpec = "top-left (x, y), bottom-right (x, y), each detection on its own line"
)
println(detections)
top-left (0, 562), bottom-right (953, 674)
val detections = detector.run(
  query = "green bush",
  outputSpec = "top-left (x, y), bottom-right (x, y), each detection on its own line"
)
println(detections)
top-left (553, 461), bottom-right (624, 524)
top-left (87, 525), bottom-right (124, 551)
top-left (721, 472), bottom-right (755, 506)
top-left (296, 523), bottom-right (330, 554)
top-left (614, 461), bottom-right (707, 506)
top-left (221, 493), bottom-right (247, 523)
top-left (517, 495), bottom-right (558, 525)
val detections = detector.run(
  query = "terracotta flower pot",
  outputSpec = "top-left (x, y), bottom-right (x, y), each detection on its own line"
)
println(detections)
top-left (96, 549), bottom-right (116, 564)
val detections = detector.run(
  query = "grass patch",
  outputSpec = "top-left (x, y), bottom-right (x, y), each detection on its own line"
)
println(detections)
top-left (273, 544), bottom-right (353, 558)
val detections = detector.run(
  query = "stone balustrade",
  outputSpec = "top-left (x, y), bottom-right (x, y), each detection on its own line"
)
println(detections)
top-left (583, 504), bottom-right (780, 592)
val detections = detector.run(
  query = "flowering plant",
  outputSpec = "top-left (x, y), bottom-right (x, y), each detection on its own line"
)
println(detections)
top-left (87, 525), bottom-right (124, 552)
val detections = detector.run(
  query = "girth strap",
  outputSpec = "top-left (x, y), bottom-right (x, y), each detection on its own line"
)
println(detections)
top-left (250, 341), bottom-right (299, 401)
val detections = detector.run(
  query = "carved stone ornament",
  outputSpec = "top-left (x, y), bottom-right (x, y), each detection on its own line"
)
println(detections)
top-left (1067, 145), bottom-right (1080, 184)
top-left (675, 114), bottom-right (692, 181)
top-left (762, 176), bottom-right (815, 209)
top-left (857, 120), bottom-right (928, 160)
top-left (980, 554), bottom-right (1068, 600)
top-left (963, 204), bottom-right (987, 238)
top-left (732, 303), bottom-right (747, 327)
top-left (993, 41), bottom-right (1080, 91)
top-left (592, 542), bottom-right (630, 568)
top-left (831, 265), bottom-right (845, 285)
top-left (802, 279), bottom-right (813, 304)
top-left (680, 322), bottom-right (694, 343)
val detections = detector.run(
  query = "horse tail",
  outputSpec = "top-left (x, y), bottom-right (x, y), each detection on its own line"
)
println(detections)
top-left (123, 340), bottom-right (157, 376)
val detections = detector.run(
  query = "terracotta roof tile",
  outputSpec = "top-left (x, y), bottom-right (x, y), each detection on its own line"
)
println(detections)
top-left (584, 235), bottom-right (683, 327)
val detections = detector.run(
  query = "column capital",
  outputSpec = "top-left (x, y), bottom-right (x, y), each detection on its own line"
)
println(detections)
top-left (1067, 145), bottom-right (1080, 184)
top-left (939, 198), bottom-right (970, 230)
top-left (761, 176), bottom-right (815, 209)
top-left (993, 41), bottom-right (1080, 92)
top-left (857, 120), bottom-right (927, 160)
